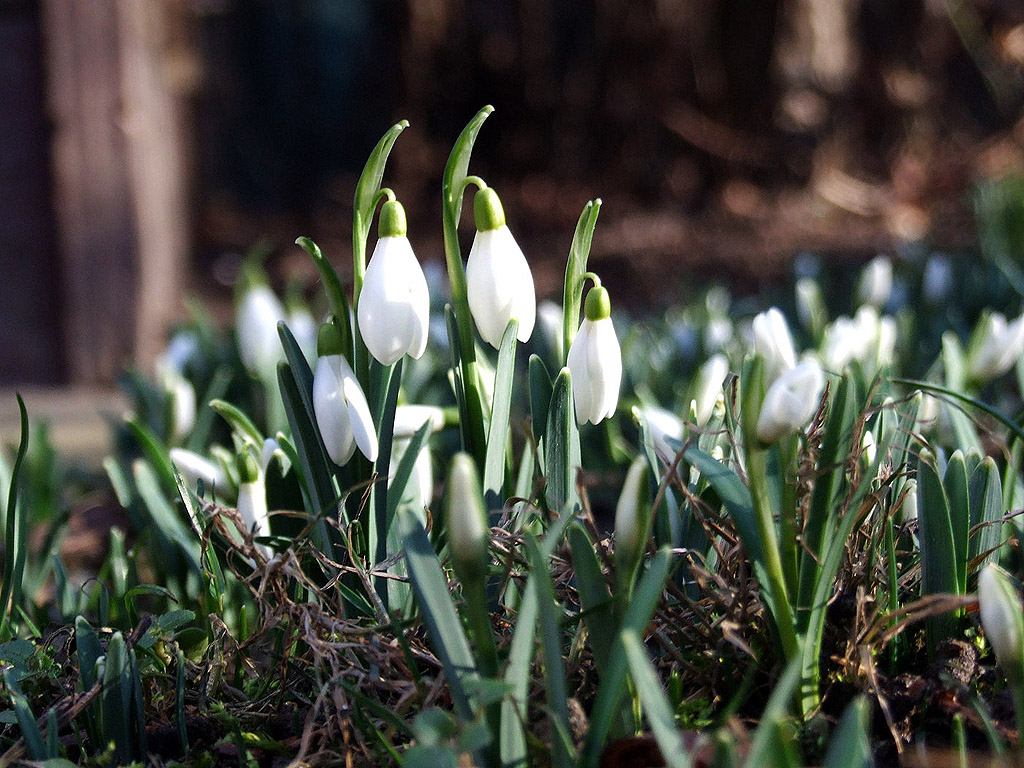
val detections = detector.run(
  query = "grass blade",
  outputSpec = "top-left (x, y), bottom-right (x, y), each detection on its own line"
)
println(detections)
top-left (562, 200), bottom-right (602, 361)
top-left (524, 534), bottom-right (573, 768)
top-left (917, 449), bottom-right (960, 649)
top-left (0, 395), bottom-right (29, 640)
top-left (484, 321), bottom-right (519, 511)
top-left (580, 548), bottom-right (672, 768)
top-left (621, 629), bottom-right (692, 768)
top-left (822, 697), bottom-right (871, 768)
top-left (545, 368), bottom-right (581, 514)
top-left (398, 508), bottom-right (478, 720)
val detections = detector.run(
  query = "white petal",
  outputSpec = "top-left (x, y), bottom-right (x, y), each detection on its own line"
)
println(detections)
top-left (393, 405), bottom-right (445, 439)
top-left (313, 355), bottom-right (356, 466)
top-left (586, 317), bottom-right (621, 422)
top-left (567, 324), bottom-right (593, 425)
top-left (343, 374), bottom-right (378, 463)
top-left (170, 448), bottom-right (228, 494)
top-left (358, 236), bottom-right (431, 366)
top-left (237, 286), bottom-right (286, 373)
top-left (466, 226), bottom-right (536, 348)
top-left (756, 360), bottom-right (824, 443)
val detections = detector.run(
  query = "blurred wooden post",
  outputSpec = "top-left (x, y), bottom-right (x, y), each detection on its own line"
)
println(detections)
top-left (118, 0), bottom-right (195, 372)
top-left (41, 0), bottom-right (193, 383)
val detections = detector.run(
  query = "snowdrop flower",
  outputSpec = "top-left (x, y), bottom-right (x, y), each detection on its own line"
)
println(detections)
top-left (160, 331), bottom-right (200, 375)
top-left (236, 279), bottom-right (287, 374)
top-left (286, 304), bottom-right (319, 367)
top-left (466, 188), bottom-right (536, 348)
top-left (755, 359), bottom-right (825, 444)
top-left (966, 312), bottom-right (1024, 384)
top-left (236, 452), bottom-right (271, 555)
top-left (694, 354), bottom-right (729, 427)
top-left (170, 448), bottom-right (229, 497)
top-left (979, 564), bottom-right (1024, 674)
top-left (445, 453), bottom-right (489, 581)
top-left (158, 368), bottom-right (196, 444)
top-left (857, 255), bottom-right (893, 308)
top-left (795, 277), bottom-right (826, 338)
top-left (357, 200), bottom-right (430, 366)
top-left (636, 406), bottom-right (684, 463)
top-left (704, 316), bottom-right (733, 352)
top-left (390, 406), bottom-right (439, 518)
top-left (752, 307), bottom-right (797, 385)
top-left (820, 314), bottom-right (866, 372)
top-left (393, 405), bottom-right (446, 439)
top-left (312, 325), bottom-right (378, 465)
top-left (567, 284), bottom-right (621, 425)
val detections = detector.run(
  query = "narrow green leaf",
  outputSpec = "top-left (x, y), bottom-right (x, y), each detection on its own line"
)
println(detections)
top-left (562, 200), bottom-right (602, 361)
top-left (917, 450), bottom-right (960, 649)
top-left (441, 107), bottom-right (494, 469)
top-left (529, 355), bottom-right (553, 469)
top-left (580, 548), bottom-right (672, 768)
top-left (295, 237), bottom-right (352, 344)
top-left (823, 697), bottom-right (871, 768)
top-left (944, 450), bottom-right (971, 593)
top-left (741, 658), bottom-right (801, 768)
top-left (568, 523), bottom-right (614, 670)
top-left (354, 121), bottom-right (410, 249)
top-left (133, 459), bottom-right (202, 575)
top-left (621, 629), bottom-right (693, 768)
top-left (544, 369), bottom-right (581, 514)
top-left (276, 360), bottom-right (337, 521)
top-left (209, 398), bottom-right (264, 447)
top-left (798, 375), bottom-right (856, 622)
top-left (484, 320), bottom-right (519, 510)
top-left (499, 505), bottom-right (578, 766)
top-left (524, 534), bottom-right (573, 768)
top-left (969, 457), bottom-right (1004, 567)
top-left (101, 632), bottom-right (133, 765)
top-left (398, 508), bottom-right (477, 719)
top-left (5, 669), bottom-right (45, 760)
top-left (373, 360), bottom-right (402, 603)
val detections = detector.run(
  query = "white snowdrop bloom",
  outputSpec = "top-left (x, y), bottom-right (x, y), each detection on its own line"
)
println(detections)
top-left (393, 405), bottom-right (445, 440)
top-left (966, 312), bottom-right (1024, 383)
top-left (755, 359), bottom-right (825, 444)
top-left (466, 188), bottom-right (536, 348)
top-left (637, 406), bottom-right (684, 463)
top-left (857, 255), bottom-right (893, 308)
top-left (160, 369), bottom-right (196, 444)
top-left (237, 282), bottom-right (286, 374)
top-left (979, 564), bottom-right (1024, 673)
top-left (752, 307), bottom-right (797, 386)
top-left (694, 354), bottom-right (729, 427)
top-left (357, 201), bottom-right (430, 366)
top-left (312, 350), bottom-right (378, 465)
top-left (567, 285), bottom-right (621, 425)
top-left (287, 306), bottom-right (319, 366)
top-left (170, 448), bottom-right (229, 496)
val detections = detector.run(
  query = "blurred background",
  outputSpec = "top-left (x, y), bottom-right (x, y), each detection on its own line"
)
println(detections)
top-left (2, 0), bottom-right (1024, 391)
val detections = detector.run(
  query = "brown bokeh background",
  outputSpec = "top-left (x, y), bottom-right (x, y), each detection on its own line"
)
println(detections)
top-left (2, 0), bottom-right (1024, 387)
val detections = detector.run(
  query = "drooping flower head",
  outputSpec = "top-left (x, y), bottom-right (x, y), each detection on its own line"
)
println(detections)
top-left (466, 188), bottom-right (536, 348)
top-left (312, 324), bottom-right (378, 466)
top-left (236, 266), bottom-right (286, 375)
top-left (755, 358), bottom-right (825, 445)
top-left (567, 284), bottom-right (622, 425)
top-left (752, 307), bottom-right (797, 386)
top-left (357, 200), bottom-right (430, 366)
